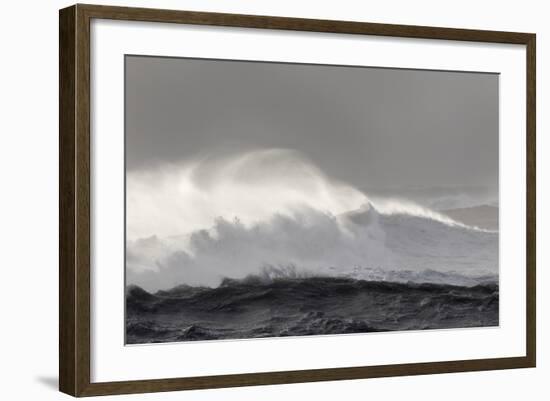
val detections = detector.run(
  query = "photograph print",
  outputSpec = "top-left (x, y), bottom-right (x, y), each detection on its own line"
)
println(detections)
top-left (125, 56), bottom-right (499, 344)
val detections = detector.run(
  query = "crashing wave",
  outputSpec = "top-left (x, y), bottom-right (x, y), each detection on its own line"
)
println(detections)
top-left (127, 203), bottom-right (497, 290)
top-left (126, 148), bottom-right (498, 291)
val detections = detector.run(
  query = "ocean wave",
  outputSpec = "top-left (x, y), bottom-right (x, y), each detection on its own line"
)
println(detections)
top-left (126, 148), bottom-right (498, 291)
top-left (127, 204), bottom-right (497, 290)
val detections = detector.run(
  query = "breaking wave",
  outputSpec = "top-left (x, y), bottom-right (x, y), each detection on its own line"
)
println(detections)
top-left (126, 148), bottom-right (498, 291)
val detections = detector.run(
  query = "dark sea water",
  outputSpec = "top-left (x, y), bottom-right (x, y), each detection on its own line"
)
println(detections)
top-left (126, 276), bottom-right (499, 344)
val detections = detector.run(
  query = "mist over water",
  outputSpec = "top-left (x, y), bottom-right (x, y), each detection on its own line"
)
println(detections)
top-left (126, 149), bottom-right (498, 292)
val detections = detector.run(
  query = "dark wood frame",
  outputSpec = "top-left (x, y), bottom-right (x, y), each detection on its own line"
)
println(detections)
top-left (59, 3), bottom-right (536, 397)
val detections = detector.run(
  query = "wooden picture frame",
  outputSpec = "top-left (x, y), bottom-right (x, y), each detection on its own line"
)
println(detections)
top-left (59, 3), bottom-right (536, 397)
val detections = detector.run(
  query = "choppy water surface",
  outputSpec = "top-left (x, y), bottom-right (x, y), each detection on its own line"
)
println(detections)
top-left (126, 276), bottom-right (498, 344)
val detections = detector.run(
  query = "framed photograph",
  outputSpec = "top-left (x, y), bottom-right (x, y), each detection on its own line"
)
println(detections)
top-left (59, 4), bottom-right (536, 397)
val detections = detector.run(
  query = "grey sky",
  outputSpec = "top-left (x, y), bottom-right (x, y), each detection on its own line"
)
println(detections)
top-left (125, 55), bottom-right (498, 192)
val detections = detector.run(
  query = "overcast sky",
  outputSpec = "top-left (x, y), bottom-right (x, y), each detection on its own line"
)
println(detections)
top-left (125, 55), bottom-right (498, 192)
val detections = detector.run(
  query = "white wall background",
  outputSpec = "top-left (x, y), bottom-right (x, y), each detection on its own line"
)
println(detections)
top-left (0, 0), bottom-right (546, 399)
